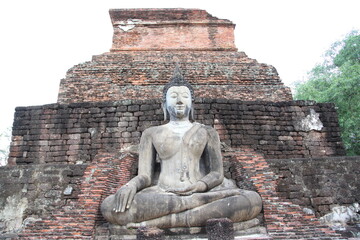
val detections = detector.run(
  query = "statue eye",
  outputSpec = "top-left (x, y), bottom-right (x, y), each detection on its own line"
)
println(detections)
top-left (182, 93), bottom-right (189, 98)
top-left (170, 93), bottom-right (177, 98)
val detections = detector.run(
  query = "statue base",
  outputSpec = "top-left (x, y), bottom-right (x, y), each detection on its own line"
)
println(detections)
top-left (95, 218), bottom-right (268, 239)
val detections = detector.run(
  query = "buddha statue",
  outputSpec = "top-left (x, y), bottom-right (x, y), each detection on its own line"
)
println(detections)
top-left (101, 66), bottom-right (262, 228)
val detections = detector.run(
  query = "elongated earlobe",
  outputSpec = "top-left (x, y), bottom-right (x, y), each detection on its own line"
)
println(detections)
top-left (190, 106), bottom-right (195, 121)
top-left (162, 103), bottom-right (168, 121)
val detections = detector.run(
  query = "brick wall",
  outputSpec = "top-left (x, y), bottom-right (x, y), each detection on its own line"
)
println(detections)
top-left (9, 99), bottom-right (345, 165)
top-left (2, 149), bottom-right (343, 239)
top-left (3, 149), bottom-right (355, 238)
top-left (109, 9), bottom-right (236, 51)
top-left (224, 149), bottom-right (340, 239)
top-left (0, 164), bottom-right (86, 234)
top-left (57, 51), bottom-right (292, 104)
top-left (58, 8), bottom-right (293, 104)
top-left (268, 156), bottom-right (360, 217)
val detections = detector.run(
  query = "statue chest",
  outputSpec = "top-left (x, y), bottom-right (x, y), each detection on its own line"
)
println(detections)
top-left (152, 126), bottom-right (208, 161)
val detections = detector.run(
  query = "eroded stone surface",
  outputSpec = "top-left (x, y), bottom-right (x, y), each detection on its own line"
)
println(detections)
top-left (0, 194), bottom-right (28, 233)
top-left (294, 108), bottom-right (324, 131)
top-left (320, 203), bottom-right (360, 228)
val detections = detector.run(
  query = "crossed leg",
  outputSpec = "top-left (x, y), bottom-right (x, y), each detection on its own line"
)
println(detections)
top-left (101, 188), bottom-right (262, 228)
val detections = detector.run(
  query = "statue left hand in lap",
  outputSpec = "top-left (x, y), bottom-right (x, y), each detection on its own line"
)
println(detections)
top-left (101, 66), bottom-right (262, 228)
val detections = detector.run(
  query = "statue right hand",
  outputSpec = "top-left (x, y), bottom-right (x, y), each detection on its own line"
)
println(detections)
top-left (113, 183), bottom-right (137, 213)
top-left (167, 181), bottom-right (207, 195)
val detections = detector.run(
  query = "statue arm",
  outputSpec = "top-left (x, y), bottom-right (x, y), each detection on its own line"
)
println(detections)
top-left (136, 128), bottom-right (155, 188)
top-left (114, 128), bottom-right (155, 212)
top-left (199, 126), bottom-right (224, 190)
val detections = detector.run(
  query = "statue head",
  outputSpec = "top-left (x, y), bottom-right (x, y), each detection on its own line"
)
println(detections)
top-left (163, 66), bottom-right (194, 121)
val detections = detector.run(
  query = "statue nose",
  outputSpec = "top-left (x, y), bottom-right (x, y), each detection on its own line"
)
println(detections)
top-left (176, 97), bottom-right (184, 104)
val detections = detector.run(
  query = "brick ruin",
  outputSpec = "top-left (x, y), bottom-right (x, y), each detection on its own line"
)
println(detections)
top-left (1, 8), bottom-right (359, 239)
top-left (58, 9), bottom-right (292, 104)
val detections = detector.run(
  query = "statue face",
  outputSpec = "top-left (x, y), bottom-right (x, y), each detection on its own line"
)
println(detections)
top-left (166, 86), bottom-right (192, 120)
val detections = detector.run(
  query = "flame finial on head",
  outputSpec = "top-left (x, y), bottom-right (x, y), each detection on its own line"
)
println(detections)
top-left (162, 65), bottom-right (194, 102)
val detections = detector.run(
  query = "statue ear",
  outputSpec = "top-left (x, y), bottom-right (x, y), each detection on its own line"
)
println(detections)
top-left (190, 105), bottom-right (195, 121)
top-left (162, 103), bottom-right (168, 121)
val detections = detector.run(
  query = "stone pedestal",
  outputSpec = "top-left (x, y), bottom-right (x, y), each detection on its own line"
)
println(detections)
top-left (137, 227), bottom-right (165, 240)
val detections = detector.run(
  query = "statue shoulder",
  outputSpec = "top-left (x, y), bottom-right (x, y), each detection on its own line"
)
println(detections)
top-left (141, 125), bottom-right (160, 136)
top-left (141, 125), bottom-right (167, 139)
top-left (193, 122), bottom-right (219, 139)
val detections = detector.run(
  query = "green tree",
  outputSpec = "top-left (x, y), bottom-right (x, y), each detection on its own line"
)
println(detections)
top-left (295, 30), bottom-right (360, 155)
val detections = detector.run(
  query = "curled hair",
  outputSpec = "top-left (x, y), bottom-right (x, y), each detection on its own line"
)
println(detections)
top-left (162, 65), bottom-right (194, 103)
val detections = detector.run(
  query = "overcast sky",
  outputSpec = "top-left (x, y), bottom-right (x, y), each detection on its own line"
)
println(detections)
top-left (0, 0), bottom-right (359, 133)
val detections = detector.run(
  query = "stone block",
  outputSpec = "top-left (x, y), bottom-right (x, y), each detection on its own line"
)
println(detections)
top-left (136, 227), bottom-right (164, 240)
top-left (206, 218), bottom-right (234, 240)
